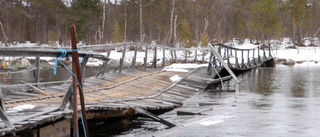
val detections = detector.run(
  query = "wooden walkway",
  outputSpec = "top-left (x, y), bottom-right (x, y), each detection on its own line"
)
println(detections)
top-left (0, 42), bottom-right (275, 136)
top-left (0, 67), bottom-right (213, 136)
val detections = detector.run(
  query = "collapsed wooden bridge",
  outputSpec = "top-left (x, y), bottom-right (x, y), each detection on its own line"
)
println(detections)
top-left (0, 42), bottom-right (275, 136)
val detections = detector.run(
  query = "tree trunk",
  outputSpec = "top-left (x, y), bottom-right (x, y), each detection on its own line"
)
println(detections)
top-left (167, 0), bottom-right (175, 47)
top-left (140, 0), bottom-right (143, 44)
top-left (107, 0), bottom-right (111, 43)
top-left (124, 0), bottom-right (127, 42)
top-left (115, 0), bottom-right (118, 23)
top-left (292, 18), bottom-right (296, 46)
top-left (40, 4), bottom-right (48, 44)
top-left (149, 4), bottom-right (152, 43)
top-left (0, 22), bottom-right (8, 47)
top-left (102, 0), bottom-right (106, 41)
top-left (173, 14), bottom-right (177, 47)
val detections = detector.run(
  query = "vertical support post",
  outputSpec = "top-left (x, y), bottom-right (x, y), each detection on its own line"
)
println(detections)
top-left (162, 47), bottom-right (166, 67)
top-left (153, 47), bottom-right (157, 68)
top-left (207, 51), bottom-right (213, 74)
top-left (132, 45), bottom-right (138, 72)
top-left (70, 24), bottom-right (89, 137)
top-left (194, 50), bottom-right (197, 63)
top-left (258, 46), bottom-right (261, 63)
top-left (101, 50), bottom-right (111, 78)
top-left (241, 50), bottom-right (244, 67)
top-left (268, 43), bottom-right (271, 58)
top-left (70, 25), bottom-right (79, 137)
top-left (235, 49), bottom-right (238, 67)
top-left (247, 49), bottom-right (250, 66)
top-left (174, 50), bottom-right (177, 63)
top-left (227, 47), bottom-right (230, 65)
top-left (119, 45), bottom-right (126, 73)
top-left (144, 46), bottom-right (148, 70)
top-left (263, 44), bottom-right (266, 59)
top-left (185, 50), bottom-right (187, 63)
top-left (218, 44), bottom-right (222, 66)
top-left (35, 57), bottom-right (40, 87)
top-left (253, 49), bottom-right (255, 63)
top-left (202, 50), bottom-right (205, 64)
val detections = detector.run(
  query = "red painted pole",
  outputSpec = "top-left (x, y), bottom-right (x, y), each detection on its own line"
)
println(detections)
top-left (70, 24), bottom-right (89, 137)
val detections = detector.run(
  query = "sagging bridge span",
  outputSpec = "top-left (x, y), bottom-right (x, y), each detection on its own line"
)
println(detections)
top-left (0, 42), bottom-right (274, 136)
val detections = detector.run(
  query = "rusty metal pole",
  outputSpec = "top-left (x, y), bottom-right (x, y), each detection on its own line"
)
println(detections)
top-left (70, 24), bottom-right (89, 137)
top-left (70, 25), bottom-right (79, 137)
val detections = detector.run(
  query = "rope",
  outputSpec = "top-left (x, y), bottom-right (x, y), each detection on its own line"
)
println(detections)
top-left (55, 48), bottom-right (88, 137)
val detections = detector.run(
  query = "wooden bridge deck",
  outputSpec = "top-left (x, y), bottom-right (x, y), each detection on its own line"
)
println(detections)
top-left (0, 67), bottom-right (213, 135)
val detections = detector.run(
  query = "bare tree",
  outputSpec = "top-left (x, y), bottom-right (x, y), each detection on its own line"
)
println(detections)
top-left (0, 21), bottom-right (7, 46)
top-left (167, 0), bottom-right (175, 46)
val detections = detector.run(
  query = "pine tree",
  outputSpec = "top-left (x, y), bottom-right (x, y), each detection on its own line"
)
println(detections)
top-left (285, 0), bottom-right (310, 46)
top-left (233, 12), bottom-right (245, 43)
top-left (181, 19), bottom-right (192, 48)
top-left (71, 0), bottom-right (102, 41)
top-left (249, 0), bottom-right (284, 41)
top-left (112, 21), bottom-right (123, 43)
top-left (200, 32), bottom-right (209, 48)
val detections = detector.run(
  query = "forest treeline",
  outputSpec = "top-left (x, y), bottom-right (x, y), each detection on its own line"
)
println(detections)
top-left (0, 0), bottom-right (320, 47)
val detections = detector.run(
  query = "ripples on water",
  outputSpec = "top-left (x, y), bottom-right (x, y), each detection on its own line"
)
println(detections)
top-left (114, 63), bottom-right (320, 137)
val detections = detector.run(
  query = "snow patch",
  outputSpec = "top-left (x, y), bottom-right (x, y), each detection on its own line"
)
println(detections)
top-left (169, 75), bottom-right (182, 83)
top-left (7, 104), bottom-right (36, 112)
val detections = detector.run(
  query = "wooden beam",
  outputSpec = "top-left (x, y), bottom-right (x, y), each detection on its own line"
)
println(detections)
top-left (20, 81), bottom-right (49, 96)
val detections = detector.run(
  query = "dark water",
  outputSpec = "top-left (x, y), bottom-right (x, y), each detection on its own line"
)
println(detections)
top-left (87, 63), bottom-right (320, 137)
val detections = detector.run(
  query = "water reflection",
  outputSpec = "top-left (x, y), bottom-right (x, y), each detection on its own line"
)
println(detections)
top-left (244, 68), bottom-right (276, 96)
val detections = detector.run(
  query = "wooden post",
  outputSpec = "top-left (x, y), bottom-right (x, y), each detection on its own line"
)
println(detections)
top-left (253, 49), bottom-right (255, 63)
top-left (218, 44), bottom-right (222, 66)
top-left (35, 57), bottom-right (40, 87)
top-left (153, 47), bottom-right (157, 68)
top-left (100, 50), bottom-right (111, 78)
top-left (202, 50), bottom-right (205, 64)
top-left (247, 49), bottom-right (250, 66)
top-left (184, 50), bottom-right (187, 63)
top-left (268, 43), bottom-right (271, 58)
top-left (194, 50), bottom-right (197, 63)
top-left (258, 47), bottom-right (261, 63)
top-left (207, 52), bottom-right (213, 74)
top-left (241, 50), bottom-right (244, 67)
top-left (263, 44), bottom-right (266, 59)
top-left (174, 50), bottom-right (177, 63)
top-left (70, 25), bottom-right (89, 137)
top-left (162, 47), bottom-right (166, 67)
top-left (119, 45), bottom-right (126, 73)
top-left (144, 46), bottom-right (148, 70)
top-left (235, 49), bottom-right (238, 67)
top-left (132, 45), bottom-right (138, 71)
top-left (227, 47), bottom-right (230, 65)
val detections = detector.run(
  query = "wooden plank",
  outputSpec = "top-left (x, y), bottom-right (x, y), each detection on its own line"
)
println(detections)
top-left (21, 81), bottom-right (49, 96)
top-left (133, 107), bottom-right (175, 128)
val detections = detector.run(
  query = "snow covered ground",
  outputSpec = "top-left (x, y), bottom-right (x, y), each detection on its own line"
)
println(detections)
top-left (1, 37), bottom-right (320, 67)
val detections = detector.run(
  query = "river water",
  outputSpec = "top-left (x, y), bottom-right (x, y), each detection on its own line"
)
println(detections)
top-left (88, 63), bottom-right (320, 137)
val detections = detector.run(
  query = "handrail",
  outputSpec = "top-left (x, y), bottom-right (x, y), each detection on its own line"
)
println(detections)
top-left (208, 44), bottom-right (240, 93)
